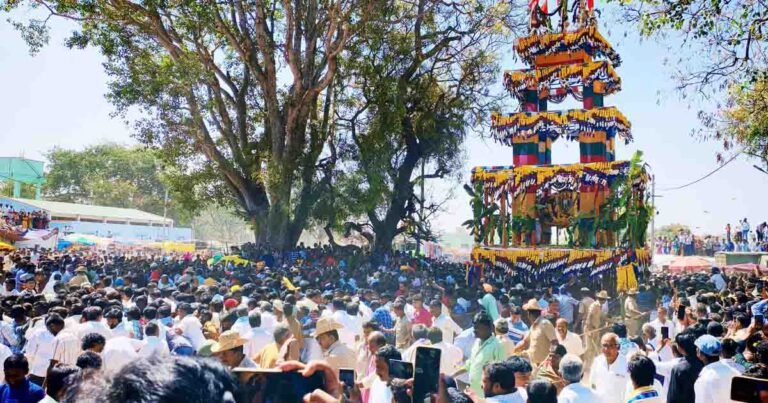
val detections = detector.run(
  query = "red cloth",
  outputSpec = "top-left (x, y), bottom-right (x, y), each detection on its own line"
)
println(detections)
top-left (412, 307), bottom-right (433, 327)
top-left (224, 299), bottom-right (239, 309)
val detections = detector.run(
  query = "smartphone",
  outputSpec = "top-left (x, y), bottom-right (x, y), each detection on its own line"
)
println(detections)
top-left (661, 326), bottom-right (669, 340)
top-left (339, 368), bottom-right (355, 389)
top-left (389, 359), bottom-right (414, 380)
top-left (413, 346), bottom-right (441, 402)
top-left (677, 305), bottom-right (686, 321)
top-left (233, 368), bottom-right (325, 403)
top-left (756, 315), bottom-right (764, 327)
top-left (731, 375), bottom-right (768, 402)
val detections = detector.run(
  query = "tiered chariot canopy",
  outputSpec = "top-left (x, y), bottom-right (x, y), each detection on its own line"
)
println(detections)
top-left (468, 4), bottom-right (650, 289)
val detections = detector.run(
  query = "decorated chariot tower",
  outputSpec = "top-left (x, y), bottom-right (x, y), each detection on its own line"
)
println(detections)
top-left (468, 0), bottom-right (652, 291)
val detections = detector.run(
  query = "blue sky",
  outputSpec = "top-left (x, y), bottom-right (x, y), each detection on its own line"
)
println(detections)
top-left (1, 13), bottom-right (766, 237)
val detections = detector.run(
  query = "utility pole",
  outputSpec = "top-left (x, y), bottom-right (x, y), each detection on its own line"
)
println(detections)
top-left (163, 188), bottom-right (169, 240)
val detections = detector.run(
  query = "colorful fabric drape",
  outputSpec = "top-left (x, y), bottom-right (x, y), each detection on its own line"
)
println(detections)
top-left (490, 107), bottom-right (632, 146)
top-left (514, 27), bottom-right (622, 67)
top-left (616, 264), bottom-right (638, 291)
top-left (472, 246), bottom-right (649, 288)
top-left (471, 161), bottom-right (646, 200)
top-left (503, 61), bottom-right (621, 102)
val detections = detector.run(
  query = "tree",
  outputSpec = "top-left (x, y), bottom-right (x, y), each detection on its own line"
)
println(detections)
top-left (318, 0), bottom-right (525, 252)
top-left (616, 0), bottom-right (768, 93)
top-left (614, 0), bottom-right (768, 168)
top-left (700, 78), bottom-right (768, 170)
top-left (5, 0), bottom-right (372, 249)
top-left (190, 205), bottom-right (254, 245)
top-left (657, 223), bottom-right (691, 239)
top-left (43, 144), bottom-right (190, 223)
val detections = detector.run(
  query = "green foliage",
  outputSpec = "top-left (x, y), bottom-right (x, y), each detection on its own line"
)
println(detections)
top-left (657, 223), bottom-right (691, 239)
top-left (615, 0), bottom-right (767, 92)
top-left (320, 0), bottom-right (526, 250)
top-left (4, 0), bottom-right (363, 249)
top-left (43, 144), bottom-right (191, 224)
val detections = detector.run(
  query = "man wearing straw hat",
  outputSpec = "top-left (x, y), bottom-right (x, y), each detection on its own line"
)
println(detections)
top-left (624, 288), bottom-right (643, 337)
top-left (211, 329), bottom-right (257, 369)
top-left (582, 290), bottom-right (610, 372)
top-left (513, 298), bottom-right (558, 365)
top-left (313, 317), bottom-right (356, 373)
top-left (68, 266), bottom-right (90, 287)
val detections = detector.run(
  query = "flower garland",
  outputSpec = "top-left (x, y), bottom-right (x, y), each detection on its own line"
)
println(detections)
top-left (471, 161), bottom-right (635, 199)
top-left (514, 27), bottom-right (622, 67)
top-left (471, 246), bottom-right (650, 288)
top-left (490, 107), bottom-right (632, 146)
top-left (503, 61), bottom-right (621, 102)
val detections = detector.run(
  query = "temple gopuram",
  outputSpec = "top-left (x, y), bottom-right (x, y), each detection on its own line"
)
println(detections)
top-left (468, 0), bottom-right (651, 291)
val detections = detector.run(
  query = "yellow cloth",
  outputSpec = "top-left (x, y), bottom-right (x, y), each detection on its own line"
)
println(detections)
top-left (616, 264), bottom-right (637, 292)
top-left (256, 343), bottom-right (280, 369)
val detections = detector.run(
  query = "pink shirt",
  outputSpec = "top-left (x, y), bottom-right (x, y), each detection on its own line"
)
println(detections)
top-left (412, 308), bottom-right (433, 327)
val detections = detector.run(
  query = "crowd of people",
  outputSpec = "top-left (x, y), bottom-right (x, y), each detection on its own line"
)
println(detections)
top-left (0, 244), bottom-right (763, 402)
top-left (0, 206), bottom-right (49, 232)
top-left (654, 219), bottom-right (768, 256)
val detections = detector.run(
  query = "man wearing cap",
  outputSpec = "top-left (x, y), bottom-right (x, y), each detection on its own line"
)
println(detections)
top-left (624, 288), bottom-right (643, 337)
top-left (212, 329), bottom-right (257, 370)
top-left (68, 266), bottom-right (90, 287)
top-left (313, 317), bottom-right (356, 373)
top-left (693, 334), bottom-right (739, 403)
top-left (18, 274), bottom-right (36, 298)
top-left (513, 299), bottom-right (558, 365)
top-left (583, 290), bottom-right (610, 371)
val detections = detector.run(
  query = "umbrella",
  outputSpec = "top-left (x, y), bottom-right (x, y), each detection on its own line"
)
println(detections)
top-left (667, 256), bottom-right (713, 273)
top-left (0, 241), bottom-right (14, 251)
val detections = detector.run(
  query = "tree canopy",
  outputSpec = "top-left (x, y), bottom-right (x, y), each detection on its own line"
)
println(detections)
top-left (43, 144), bottom-right (189, 223)
top-left (615, 0), bottom-right (768, 170)
top-left (4, 0), bottom-right (525, 250)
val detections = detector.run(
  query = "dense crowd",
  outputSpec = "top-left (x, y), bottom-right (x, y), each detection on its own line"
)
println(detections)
top-left (655, 219), bottom-right (768, 256)
top-left (0, 206), bottom-right (49, 231)
top-left (0, 244), bottom-right (764, 402)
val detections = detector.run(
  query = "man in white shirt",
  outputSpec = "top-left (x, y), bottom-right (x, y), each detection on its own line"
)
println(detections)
top-left (76, 306), bottom-right (113, 341)
top-left (24, 314), bottom-right (64, 385)
top-left (693, 335), bottom-right (740, 403)
top-left (174, 303), bottom-right (205, 350)
top-left (402, 324), bottom-right (431, 363)
top-left (558, 354), bottom-right (602, 403)
top-left (710, 268), bottom-right (726, 291)
top-left (426, 327), bottom-right (463, 376)
top-left (370, 345), bottom-right (400, 403)
top-left (244, 312), bottom-right (273, 358)
top-left (649, 306), bottom-right (677, 350)
top-left (555, 319), bottom-right (584, 357)
top-left (102, 336), bottom-right (141, 373)
top-left (589, 332), bottom-right (628, 403)
top-left (105, 309), bottom-right (131, 338)
top-left (331, 301), bottom-right (360, 348)
top-left (138, 322), bottom-right (169, 357)
top-left (429, 300), bottom-right (462, 345)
